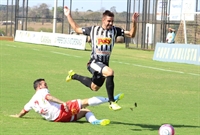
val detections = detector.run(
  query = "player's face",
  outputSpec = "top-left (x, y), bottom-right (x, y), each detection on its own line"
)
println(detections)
top-left (102, 16), bottom-right (114, 30)
top-left (39, 81), bottom-right (48, 89)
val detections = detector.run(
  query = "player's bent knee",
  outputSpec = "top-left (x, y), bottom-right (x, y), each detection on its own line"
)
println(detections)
top-left (91, 84), bottom-right (100, 91)
top-left (91, 83), bottom-right (100, 91)
top-left (81, 99), bottom-right (89, 108)
top-left (102, 67), bottom-right (114, 77)
top-left (91, 87), bottom-right (100, 91)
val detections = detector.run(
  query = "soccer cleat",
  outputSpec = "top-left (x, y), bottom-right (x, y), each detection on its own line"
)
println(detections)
top-left (91, 119), bottom-right (110, 126)
top-left (109, 102), bottom-right (122, 111)
top-left (66, 70), bottom-right (75, 82)
top-left (114, 93), bottom-right (124, 102)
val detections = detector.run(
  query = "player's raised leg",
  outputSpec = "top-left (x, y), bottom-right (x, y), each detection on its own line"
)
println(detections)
top-left (66, 70), bottom-right (75, 82)
top-left (66, 70), bottom-right (92, 88)
top-left (81, 93), bottom-right (124, 109)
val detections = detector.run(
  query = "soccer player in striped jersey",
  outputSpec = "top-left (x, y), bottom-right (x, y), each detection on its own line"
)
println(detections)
top-left (64, 6), bottom-right (139, 111)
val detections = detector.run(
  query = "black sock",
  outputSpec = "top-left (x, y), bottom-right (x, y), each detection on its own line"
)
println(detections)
top-left (72, 74), bottom-right (92, 88)
top-left (106, 76), bottom-right (114, 102)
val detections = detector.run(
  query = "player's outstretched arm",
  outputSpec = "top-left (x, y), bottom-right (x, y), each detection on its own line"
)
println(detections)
top-left (46, 94), bottom-right (69, 112)
top-left (124, 12), bottom-right (139, 38)
top-left (10, 109), bottom-right (27, 118)
top-left (64, 6), bottom-right (83, 34)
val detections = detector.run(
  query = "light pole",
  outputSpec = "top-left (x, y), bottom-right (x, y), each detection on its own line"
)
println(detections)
top-left (53, 0), bottom-right (57, 33)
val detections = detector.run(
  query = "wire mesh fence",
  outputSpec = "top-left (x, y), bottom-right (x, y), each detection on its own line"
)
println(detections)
top-left (1, 0), bottom-right (199, 50)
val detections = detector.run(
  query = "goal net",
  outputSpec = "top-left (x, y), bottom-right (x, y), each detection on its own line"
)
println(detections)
top-left (175, 12), bottom-right (200, 44)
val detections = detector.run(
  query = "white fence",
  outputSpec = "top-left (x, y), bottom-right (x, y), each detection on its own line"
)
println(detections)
top-left (15, 30), bottom-right (87, 50)
top-left (153, 43), bottom-right (200, 65)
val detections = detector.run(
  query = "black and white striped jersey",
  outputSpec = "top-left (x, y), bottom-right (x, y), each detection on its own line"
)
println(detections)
top-left (82, 26), bottom-right (124, 64)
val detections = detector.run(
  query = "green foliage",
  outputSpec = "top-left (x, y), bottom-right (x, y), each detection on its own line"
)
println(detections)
top-left (37, 27), bottom-right (52, 32)
top-left (0, 28), bottom-right (6, 35)
top-left (0, 41), bottom-right (199, 135)
top-left (27, 27), bottom-right (35, 31)
top-left (0, 26), bottom-right (14, 36)
top-left (84, 12), bottom-right (101, 20)
top-left (56, 24), bottom-right (69, 34)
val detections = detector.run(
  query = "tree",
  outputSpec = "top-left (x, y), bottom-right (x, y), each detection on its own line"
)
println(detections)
top-left (38, 3), bottom-right (50, 14)
top-left (37, 3), bottom-right (50, 24)
top-left (56, 6), bottom-right (63, 15)
top-left (28, 6), bottom-right (38, 21)
top-left (99, 7), bottom-right (105, 13)
top-left (110, 6), bottom-right (117, 13)
top-left (52, 6), bottom-right (63, 22)
top-left (85, 12), bottom-right (101, 20)
top-left (75, 8), bottom-right (79, 15)
top-left (87, 9), bottom-right (93, 12)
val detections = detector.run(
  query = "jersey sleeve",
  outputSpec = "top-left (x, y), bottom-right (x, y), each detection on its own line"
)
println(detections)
top-left (82, 26), bottom-right (92, 36)
top-left (23, 89), bottom-right (50, 112)
top-left (115, 27), bottom-right (124, 37)
top-left (24, 100), bottom-right (33, 112)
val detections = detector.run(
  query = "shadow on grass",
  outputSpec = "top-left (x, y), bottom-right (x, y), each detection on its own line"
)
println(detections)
top-left (16, 118), bottom-right (200, 131)
top-left (69, 120), bottom-right (200, 132)
top-left (65, 120), bottom-right (200, 129)
top-left (111, 121), bottom-right (200, 131)
top-left (19, 116), bottom-right (45, 120)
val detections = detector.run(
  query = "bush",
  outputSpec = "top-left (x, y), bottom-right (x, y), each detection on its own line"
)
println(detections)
top-left (37, 27), bottom-right (52, 32)
top-left (27, 27), bottom-right (35, 31)
top-left (0, 29), bottom-right (6, 36)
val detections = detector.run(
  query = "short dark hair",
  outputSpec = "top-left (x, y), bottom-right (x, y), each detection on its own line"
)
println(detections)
top-left (33, 78), bottom-right (45, 90)
top-left (103, 10), bottom-right (114, 17)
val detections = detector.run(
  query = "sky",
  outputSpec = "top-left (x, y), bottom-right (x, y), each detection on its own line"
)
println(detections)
top-left (199, 0), bottom-right (200, 11)
top-left (1, 0), bottom-right (200, 12)
top-left (1, 0), bottom-right (128, 12)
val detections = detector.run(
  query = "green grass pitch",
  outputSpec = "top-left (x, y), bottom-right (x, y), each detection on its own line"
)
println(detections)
top-left (0, 40), bottom-right (199, 135)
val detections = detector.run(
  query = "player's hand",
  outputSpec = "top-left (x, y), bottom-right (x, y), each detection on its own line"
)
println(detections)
top-left (10, 114), bottom-right (20, 118)
top-left (63, 103), bottom-right (69, 112)
top-left (132, 12), bottom-right (139, 22)
top-left (64, 6), bottom-right (70, 16)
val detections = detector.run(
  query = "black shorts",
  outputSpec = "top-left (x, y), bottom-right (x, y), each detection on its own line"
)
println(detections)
top-left (87, 60), bottom-right (108, 87)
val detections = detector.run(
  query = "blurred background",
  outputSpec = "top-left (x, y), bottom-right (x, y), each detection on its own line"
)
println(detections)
top-left (1, 0), bottom-right (200, 50)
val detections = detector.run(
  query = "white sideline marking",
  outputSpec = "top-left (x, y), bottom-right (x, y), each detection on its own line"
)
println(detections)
top-left (32, 48), bottom-right (40, 51)
top-left (6, 44), bottom-right (16, 47)
top-left (51, 51), bottom-right (82, 58)
top-left (5, 44), bottom-right (199, 76)
top-left (124, 62), bottom-right (131, 65)
top-left (188, 73), bottom-right (200, 76)
top-left (132, 63), bottom-right (184, 74)
top-left (112, 61), bottom-right (200, 76)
